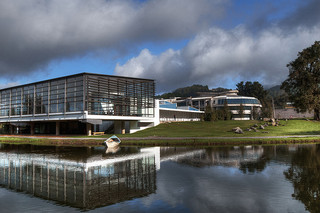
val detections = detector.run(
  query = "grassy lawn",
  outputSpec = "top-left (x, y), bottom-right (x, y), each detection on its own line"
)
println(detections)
top-left (128, 119), bottom-right (320, 137)
top-left (83, 119), bottom-right (320, 138)
top-left (130, 120), bottom-right (258, 137)
top-left (1, 119), bottom-right (320, 146)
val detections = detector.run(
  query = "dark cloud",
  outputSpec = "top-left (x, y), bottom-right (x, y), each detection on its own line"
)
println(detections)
top-left (279, 0), bottom-right (320, 30)
top-left (0, 0), bottom-right (226, 78)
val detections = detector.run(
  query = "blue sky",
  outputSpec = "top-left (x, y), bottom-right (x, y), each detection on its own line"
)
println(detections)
top-left (0, 0), bottom-right (319, 93)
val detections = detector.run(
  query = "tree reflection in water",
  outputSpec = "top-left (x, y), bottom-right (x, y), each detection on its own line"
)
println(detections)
top-left (284, 145), bottom-right (320, 213)
top-left (239, 155), bottom-right (269, 174)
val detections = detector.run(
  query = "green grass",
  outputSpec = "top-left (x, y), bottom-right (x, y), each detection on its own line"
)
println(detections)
top-left (70, 119), bottom-right (320, 138)
top-left (129, 120), bottom-right (258, 137)
top-left (126, 119), bottom-right (320, 137)
top-left (2, 119), bottom-right (320, 147)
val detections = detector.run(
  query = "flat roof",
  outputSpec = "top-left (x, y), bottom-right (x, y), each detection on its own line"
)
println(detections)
top-left (214, 95), bottom-right (258, 100)
top-left (0, 72), bottom-right (155, 92)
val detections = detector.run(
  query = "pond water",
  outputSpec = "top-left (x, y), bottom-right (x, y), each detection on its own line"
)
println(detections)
top-left (0, 143), bottom-right (318, 213)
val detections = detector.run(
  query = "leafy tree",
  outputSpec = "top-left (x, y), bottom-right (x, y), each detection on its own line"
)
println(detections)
top-left (203, 105), bottom-right (213, 121)
top-left (238, 103), bottom-right (244, 119)
top-left (211, 108), bottom-right (217, 121)
top-left (215, 109), bottom-right (224, 120)
top-left (251, 107), bottom-right (259, 120)
top-left (223, 100), bottom-right (232, 120)
top-left (236, 81), bottom-right (268, 101)
top-left (281, 41), bottom-right (320, 120)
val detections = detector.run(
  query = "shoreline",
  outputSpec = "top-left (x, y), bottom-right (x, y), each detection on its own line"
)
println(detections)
top-left (1, 135), bottom-right (320, 147)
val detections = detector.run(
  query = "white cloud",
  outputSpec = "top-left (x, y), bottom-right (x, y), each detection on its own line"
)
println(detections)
top-left (115, 25), bottom-right (320, 92)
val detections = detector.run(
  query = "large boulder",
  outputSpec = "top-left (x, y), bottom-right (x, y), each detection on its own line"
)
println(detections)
top-left (235, 128), bottom-right (244, 134)
top-left (232, 127), bottom-right (241, 132)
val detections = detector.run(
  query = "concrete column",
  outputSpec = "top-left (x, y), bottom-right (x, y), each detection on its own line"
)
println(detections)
top-left (154, 100), bottom-right (160, 126)
top-left (9, 124), bottom-right (13, 135)
top-left (56, 122), bottom-right (60, 136)
top-left (114, 121), bottom-right (125, 134)
top-left (30, 123), bottom-right (35, 135)
top-left (86, 123), bottom-right (92, 136)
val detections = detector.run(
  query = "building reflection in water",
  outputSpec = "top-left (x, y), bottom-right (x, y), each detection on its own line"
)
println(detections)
top-left (160, 146), bottom-right (265, 170)
top-left (0, 145), bottom-right (160, 210)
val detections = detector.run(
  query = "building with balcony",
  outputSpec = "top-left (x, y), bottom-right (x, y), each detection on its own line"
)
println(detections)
top-left (160, 90), bottom-right (262, 120)
top-left (212, 95), bottom-right (262, 120)
top-left (0, 73), bottom-right (155, 135)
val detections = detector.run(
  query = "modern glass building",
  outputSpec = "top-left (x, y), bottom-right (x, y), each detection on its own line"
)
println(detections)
top-left (162, 91), bottom-right (262, 121)
top-left (212, 95), bottom-right (262, 120)
top-left (0, 73), bottom-right (155, 135)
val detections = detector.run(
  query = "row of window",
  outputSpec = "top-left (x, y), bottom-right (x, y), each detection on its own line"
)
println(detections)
top-left (216, 98), bottom-right (260, 105)
top-left (0, 75), bottom-right (155, 117)
top-left (0, 76), bottom-right (84, 116)
top-left (86, 75), bottom-right (155, 117)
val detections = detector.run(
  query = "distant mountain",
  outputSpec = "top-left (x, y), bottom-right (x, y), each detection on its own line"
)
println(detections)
top-left (157, 84), bottom-right (211, 99)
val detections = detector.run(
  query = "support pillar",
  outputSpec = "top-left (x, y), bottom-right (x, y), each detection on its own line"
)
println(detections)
top-left (114, 121), bottom-right (125, 134)
top-left (30, 123), bottom-right (35, 135)
top-left (9, 124), bottom-right (14, 135)
top-left (86, 123), bottom-right (92, 136)
top-left (56, 122), bottom-right (60, 136)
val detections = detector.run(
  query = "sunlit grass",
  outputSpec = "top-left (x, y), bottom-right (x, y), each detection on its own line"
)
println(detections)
top-left (76, 119), bottom-right (320, 138)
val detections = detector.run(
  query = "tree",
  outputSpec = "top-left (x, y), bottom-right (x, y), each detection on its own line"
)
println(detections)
top-left (236, 81), bottom-right (268, 101)
top-left (281, 41), bottom-right (320, 120)
top-left (251, 107), bottom-right (258, 120)
top-left (238, 103), bottom-right (244, 119)
top-left (215, 109), bottom-right (224, 120)
top-left (203, 105), bottom-right (213, 121)
top-left (223, 100), bottom-right (232, 120)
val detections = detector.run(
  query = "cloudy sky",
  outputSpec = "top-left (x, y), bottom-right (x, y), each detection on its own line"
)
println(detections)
top-left (0, 0), bottom-right (319, 93)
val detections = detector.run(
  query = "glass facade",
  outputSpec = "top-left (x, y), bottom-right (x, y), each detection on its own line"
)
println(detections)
top-left (0, 73), bottom-right (155, 118)
top-left (85, 74), bottom-right (154, 117)
top-left (217, 98), bottom-right (260, 105)
top-left (228, 106), bottom-right (252, 111)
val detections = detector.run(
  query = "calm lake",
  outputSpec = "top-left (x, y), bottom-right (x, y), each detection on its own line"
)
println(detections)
top-left (0, 143), bottom-right (318, 213)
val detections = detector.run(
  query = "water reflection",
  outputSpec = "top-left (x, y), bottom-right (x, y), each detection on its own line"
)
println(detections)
top-left (160, 146), bottom-right (265, 170)
top-left (284, 145), bottom-right (320, 213)
top-left (0, 144), bottom-right (319, 212)
top-left (0, 145), bottom-right (159, 210)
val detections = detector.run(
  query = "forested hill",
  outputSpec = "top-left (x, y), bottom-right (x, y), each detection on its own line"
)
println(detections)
top-left (157, 84), bottom-right (210, 99)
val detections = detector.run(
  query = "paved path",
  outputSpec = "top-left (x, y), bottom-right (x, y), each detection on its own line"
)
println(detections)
top-left (1, 135), bottom-right (320, 140)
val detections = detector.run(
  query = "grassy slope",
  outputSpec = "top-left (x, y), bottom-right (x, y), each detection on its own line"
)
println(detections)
top-left (1, 120), bottom-right (320, 146)
top-left (84, 119), bottom-right (320, 138)
top-left (127, 119), bottom-right (320, 137)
